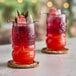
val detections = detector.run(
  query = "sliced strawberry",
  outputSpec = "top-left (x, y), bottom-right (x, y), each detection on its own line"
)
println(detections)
top-left (49, 8), bottom-right (58, 16)
top-left (17, 15), bottom-right (26, 25)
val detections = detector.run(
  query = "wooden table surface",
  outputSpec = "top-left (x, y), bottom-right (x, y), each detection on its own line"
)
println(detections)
top-left (0, 38), bottom-right (76, 76)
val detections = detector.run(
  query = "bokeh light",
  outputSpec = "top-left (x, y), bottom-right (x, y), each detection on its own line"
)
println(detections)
top-left (63, 2), bottom-right (69, 8)
top-left (32, 0), bottom-right (37, 3)
top-left (47, 1), bottom-right (53, 7)
top-left (17, 0), bottom-right (23, 3)
top-left (0, 0), bottom-right (4, 3)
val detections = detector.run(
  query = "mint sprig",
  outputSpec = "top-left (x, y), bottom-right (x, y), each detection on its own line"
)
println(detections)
top-left (25, 11), bottom-right (28, 18)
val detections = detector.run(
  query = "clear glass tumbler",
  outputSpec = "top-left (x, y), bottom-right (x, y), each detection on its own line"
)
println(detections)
top-left (46, 14), bottom-right (66, 50)
top-left (12, 23), bottom-right (35, 64)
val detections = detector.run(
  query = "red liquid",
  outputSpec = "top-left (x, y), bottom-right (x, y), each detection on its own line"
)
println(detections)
top-left (12, 24), bottom-right (35, 64)
top-left (46, 15), bottom-right (66, 50)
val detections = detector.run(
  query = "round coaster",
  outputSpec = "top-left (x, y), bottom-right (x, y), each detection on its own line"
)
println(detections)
top-left (8, 60), bottom-right (39, 69)
top-left (41, 47), bottom-right (69, 54)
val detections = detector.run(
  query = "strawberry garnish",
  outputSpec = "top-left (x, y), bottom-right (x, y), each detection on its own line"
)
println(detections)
top-left (49, 8), bottom-right (58, 16)
top-left (17, 15), bottom-right (26, 25)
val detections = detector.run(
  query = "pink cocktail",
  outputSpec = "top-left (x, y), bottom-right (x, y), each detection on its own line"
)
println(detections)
top-left (12, 12), bottom-right (35, 64)
top-left (46, 8), bottom-right (66, 50)
top-left (12, 23), bottom-right (35, 64)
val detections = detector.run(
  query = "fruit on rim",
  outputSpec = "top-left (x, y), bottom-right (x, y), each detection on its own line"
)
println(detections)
top-left (17, 15), bottom-right (26, 25)
top-left (49, 8), bottom-right (58, 16)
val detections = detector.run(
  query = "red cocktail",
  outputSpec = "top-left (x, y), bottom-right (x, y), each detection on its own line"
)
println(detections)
top-left (12, 12), bottom-right (35, 65)
top-left (46, 8), bottom-right (66, 50)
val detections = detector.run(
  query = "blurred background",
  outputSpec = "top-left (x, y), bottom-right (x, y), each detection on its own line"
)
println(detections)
top-left (0, 0), bottom-right (76, 45)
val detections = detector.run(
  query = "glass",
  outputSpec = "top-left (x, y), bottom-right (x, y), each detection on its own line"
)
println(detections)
top-left (46, 14), bottom-right (66, 50)
top-left (12, 23), bottom-right (35, 64)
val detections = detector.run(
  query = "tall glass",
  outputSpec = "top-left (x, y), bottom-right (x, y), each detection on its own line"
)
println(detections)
top-left (12, 23), bottom-right (35, 64)
top-left (46, 14), bottom-right (66, 50)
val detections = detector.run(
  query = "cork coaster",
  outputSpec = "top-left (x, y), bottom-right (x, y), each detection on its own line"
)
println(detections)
top-left (8, 60), bottom-right (39, 69)
top-left (41, 47), bottom-right (69, 54)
